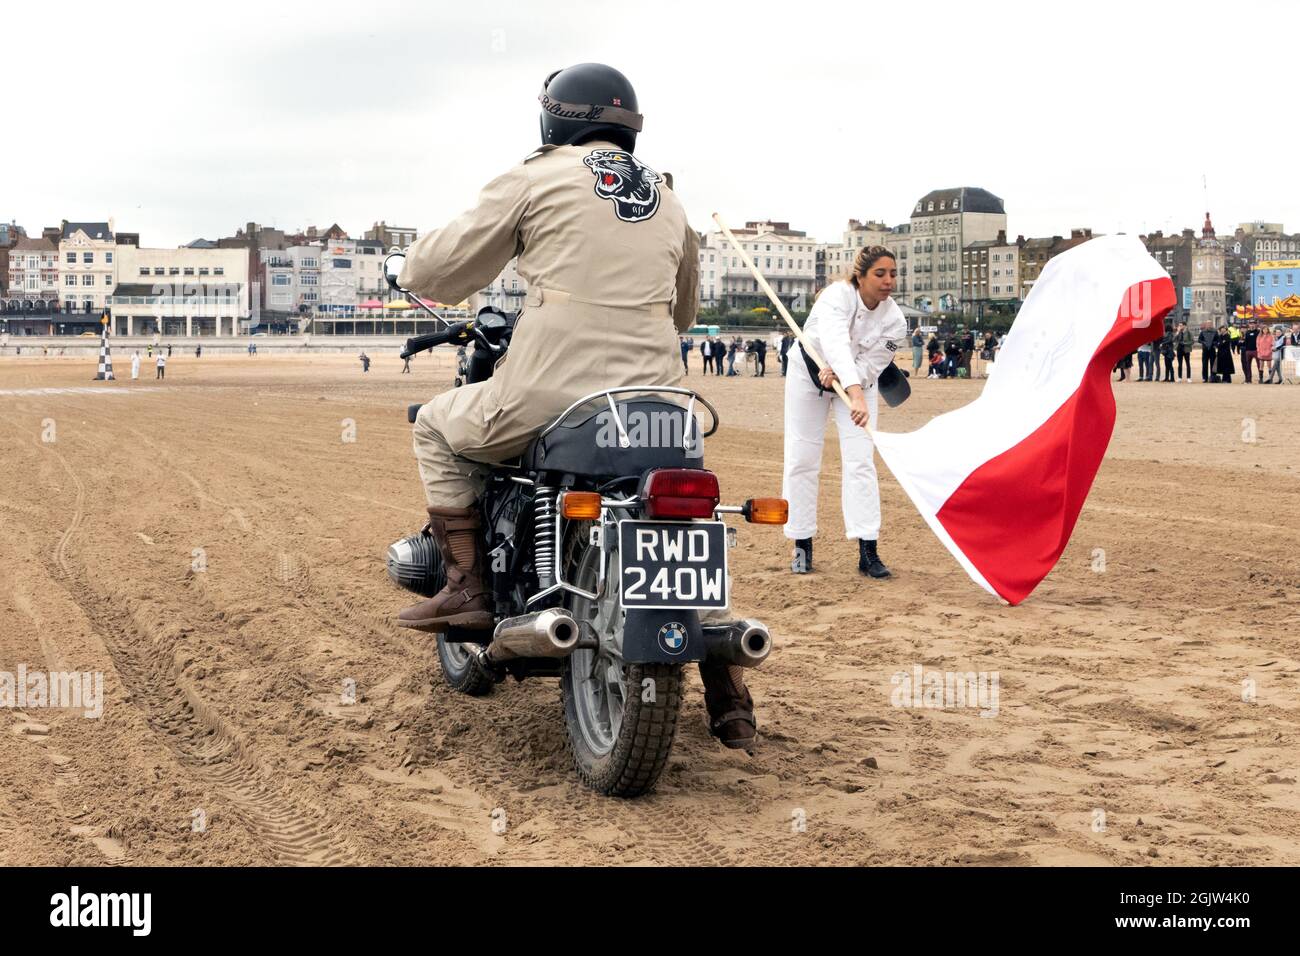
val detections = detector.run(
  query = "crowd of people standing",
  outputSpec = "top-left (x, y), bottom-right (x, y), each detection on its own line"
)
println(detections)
top-left (674, 317), bottom-right (1300, 388)
top-left (1116, 321), bottom-right (1299, 384)
top-left (917, 329), bottom-right (1000, 379)
top-left (680, 333), bottom-right (795, 378)
top-left (679, 327), bottom-right (1003, 382)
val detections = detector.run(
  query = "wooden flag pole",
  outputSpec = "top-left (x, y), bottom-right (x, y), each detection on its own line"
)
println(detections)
top-left (711, 212), bottom-right (873, 434)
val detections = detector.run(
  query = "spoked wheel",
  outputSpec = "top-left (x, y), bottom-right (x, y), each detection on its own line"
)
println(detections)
top-left (561, 526), bottom-right (682, 797)
top-left (436, 630), bottom-right (496, 696)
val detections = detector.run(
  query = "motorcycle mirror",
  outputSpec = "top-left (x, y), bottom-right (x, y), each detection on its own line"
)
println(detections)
top-left (383, 252), bottom-right (408, 291)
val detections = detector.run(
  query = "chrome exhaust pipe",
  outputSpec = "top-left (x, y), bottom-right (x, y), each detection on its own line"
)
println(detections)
top-left (703, 619), bottom-right (772, 668)
top-left (486, 609), bottom-right (580, 662)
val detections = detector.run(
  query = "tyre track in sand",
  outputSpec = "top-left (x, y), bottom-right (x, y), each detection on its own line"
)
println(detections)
top-left (113, 419), bottom-right (510, 862)
top-left (115, 422), bottom-right (550, 851)
top-left (1, 418), bottom-right (128, 863)
top-left (22, 417), bottom-right (357, 866)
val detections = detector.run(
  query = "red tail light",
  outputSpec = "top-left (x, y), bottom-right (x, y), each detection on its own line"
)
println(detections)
top-left (643, 468), bottom-right (720, 520)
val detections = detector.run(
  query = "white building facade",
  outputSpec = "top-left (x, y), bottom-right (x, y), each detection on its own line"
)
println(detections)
top-left (314, 238), bottom-right (386, 329)
top-left (58, 221), bottom-right (118, 315)
top-left (700, 220), bottom-right (817, 313)
top-left (108, 245), bottom-right (249, 336)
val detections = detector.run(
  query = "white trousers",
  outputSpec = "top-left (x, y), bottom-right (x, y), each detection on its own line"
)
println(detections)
top-left (781, 359), bottom-right (880, 540)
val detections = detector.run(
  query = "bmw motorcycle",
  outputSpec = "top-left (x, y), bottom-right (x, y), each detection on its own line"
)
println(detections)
top-left (381, 253), bottom-right (787, 797)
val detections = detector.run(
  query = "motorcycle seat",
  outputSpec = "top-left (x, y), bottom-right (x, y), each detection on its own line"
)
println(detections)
top-left (525, 399), bottom-right (704, 476)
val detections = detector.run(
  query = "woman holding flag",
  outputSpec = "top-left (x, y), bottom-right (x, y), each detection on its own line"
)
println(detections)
top-left (783, 245), bottom-right (907, 579)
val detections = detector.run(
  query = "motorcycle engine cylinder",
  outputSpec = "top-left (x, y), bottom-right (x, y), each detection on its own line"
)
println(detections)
top-left (385, 531), bottom-right (446, 597)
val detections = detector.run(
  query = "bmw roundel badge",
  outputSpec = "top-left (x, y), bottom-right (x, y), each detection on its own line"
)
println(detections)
top-left (657, 622), bottom-right (688, 656)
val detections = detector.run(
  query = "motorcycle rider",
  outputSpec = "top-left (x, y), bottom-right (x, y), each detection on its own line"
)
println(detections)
top-left (394, 63), bottom-right (759, 749)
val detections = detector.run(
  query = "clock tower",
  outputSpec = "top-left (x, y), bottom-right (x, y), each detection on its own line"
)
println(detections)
top-left (1189, 212), bottom-right (1225, 333)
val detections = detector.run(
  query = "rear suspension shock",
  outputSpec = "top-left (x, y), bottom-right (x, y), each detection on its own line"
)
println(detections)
top-left (533, 486), bottom-right (557, 588)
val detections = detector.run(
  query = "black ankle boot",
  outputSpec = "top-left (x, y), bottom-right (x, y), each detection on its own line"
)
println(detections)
top-left (859, 539), bottom-right (891, 578)
top-left (791, 538), bottom-right (813, 574)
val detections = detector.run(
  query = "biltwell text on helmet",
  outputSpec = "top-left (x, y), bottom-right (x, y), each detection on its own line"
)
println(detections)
top-left (538, 63), bottom-right (642, 153)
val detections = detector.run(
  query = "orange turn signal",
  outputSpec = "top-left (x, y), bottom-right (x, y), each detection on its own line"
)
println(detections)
top-left (561, 491), bottom-right (602, 520)
top-left (745, 497), bottom-right (788, 525)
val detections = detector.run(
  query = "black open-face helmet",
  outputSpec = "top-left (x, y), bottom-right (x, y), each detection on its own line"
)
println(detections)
top-left (539, 63), bottom-right (642, 153)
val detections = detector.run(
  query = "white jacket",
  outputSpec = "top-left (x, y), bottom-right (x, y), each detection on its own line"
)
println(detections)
top-left (801, 281), bottom-right (907, 391)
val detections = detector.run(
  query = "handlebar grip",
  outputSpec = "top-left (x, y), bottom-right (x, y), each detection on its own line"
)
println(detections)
top-left (401, 333), bottom-right (446, 357)
top-left (401, 322), bottom-right (468, 358)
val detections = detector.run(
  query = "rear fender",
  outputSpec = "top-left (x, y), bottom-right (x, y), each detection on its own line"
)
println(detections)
top-left (621, 609), bottom-right (705, 664)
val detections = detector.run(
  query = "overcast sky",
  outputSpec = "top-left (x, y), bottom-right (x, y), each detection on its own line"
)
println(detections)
top-left (7, 0), bottom-right (1293, 248)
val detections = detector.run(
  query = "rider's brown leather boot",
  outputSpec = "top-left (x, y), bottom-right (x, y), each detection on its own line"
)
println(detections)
top-left (699, 661), bottom-right (757, 750)
top-left (396, 505), bottom-right (493, 632)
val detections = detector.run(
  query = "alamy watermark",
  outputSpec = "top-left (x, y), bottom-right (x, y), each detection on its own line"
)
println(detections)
top-left (595, 402), bottom-right (702, 458)
top-left (890, 665), bottom-right (999, 718)
top-left (1120, 281), bottom-right (1158, 329)
top-left (50, 886), bottom-right (151, 936)
top-left (1, 665), bottom-right (103, 718)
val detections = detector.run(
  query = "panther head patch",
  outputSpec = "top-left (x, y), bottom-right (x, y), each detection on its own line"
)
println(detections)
top-left (583, 149), bottom-right (662, 223)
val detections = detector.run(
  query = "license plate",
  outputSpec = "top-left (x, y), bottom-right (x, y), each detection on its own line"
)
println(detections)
top-left (618, 520), bottom-right (728, 610)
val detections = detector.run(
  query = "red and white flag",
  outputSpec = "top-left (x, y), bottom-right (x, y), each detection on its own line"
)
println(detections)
top-left (873, 235), bottom-right (1175, 605)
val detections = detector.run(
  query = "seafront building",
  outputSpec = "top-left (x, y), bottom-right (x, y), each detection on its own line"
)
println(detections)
top-left (108, 245), bottom-right (249, 336)
top-left (699, 220), bottom-right (817, 313)
top-left (0, 200), bottom-right (1266, 336)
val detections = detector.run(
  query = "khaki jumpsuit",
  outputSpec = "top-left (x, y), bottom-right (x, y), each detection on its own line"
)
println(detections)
top-left (399, 140), bottom-right (699, 508)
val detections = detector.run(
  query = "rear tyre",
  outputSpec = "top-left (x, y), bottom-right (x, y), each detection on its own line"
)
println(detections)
top-left (562, 659), bottom-right (682, 797)
top-left (561, 525), bottom-right (682, 797)
top-left (436, 631), bottom-right (495, 696)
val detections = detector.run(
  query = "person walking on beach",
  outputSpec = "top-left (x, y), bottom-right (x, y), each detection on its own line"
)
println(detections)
top-left (359, 352), bottom-right (371, 373)
top-left (131, 351), bottom-right (140, 381)
top-left (680, 336), bottom-right (691, 374)
top-left (402, 353), bottom-right (412, 373)
top-left (156, 352), bottom-right (166, 380)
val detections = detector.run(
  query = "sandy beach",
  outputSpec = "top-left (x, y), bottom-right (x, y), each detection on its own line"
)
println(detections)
top-left (1, 351), bottom-right (1296, 866)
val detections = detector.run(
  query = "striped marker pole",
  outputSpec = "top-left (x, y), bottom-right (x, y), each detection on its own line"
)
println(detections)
top-left (94, 312), bottom-right (114, 381)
